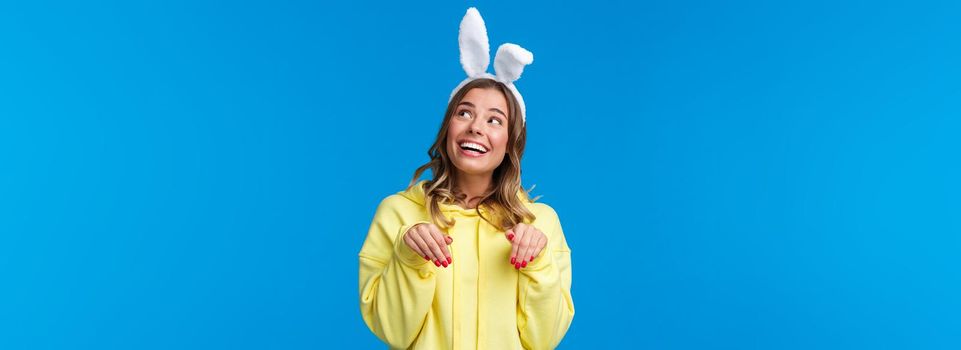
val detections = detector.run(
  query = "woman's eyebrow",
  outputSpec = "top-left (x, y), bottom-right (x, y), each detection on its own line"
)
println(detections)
top-left (489, 108), bottom-right (506, 117)
top-left (457, 101), bottom-right (475, 108)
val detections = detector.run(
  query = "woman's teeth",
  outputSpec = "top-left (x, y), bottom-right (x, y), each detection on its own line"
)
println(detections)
top-left (459, 142), bottom-right (488, 153)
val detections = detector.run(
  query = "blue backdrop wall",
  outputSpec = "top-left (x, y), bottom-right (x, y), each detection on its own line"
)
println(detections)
top-left (2, 0), bottom-right (959, 349)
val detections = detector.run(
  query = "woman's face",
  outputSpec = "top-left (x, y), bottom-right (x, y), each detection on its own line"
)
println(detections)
top-left (446, 87), bottom-right (511, 179)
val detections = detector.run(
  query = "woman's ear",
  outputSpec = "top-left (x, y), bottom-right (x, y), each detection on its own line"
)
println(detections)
top-left (459, 7), bottom-right (490, 78)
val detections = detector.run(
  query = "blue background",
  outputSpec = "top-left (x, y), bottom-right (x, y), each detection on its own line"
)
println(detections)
top-left (2, 0), bottom-right (959, 349)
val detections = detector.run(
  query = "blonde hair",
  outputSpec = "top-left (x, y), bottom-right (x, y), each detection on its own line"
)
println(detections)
top-left (408, 78), bottom-right (539, 230)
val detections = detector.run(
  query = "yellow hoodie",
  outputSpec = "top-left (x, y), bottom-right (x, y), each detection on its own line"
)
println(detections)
top-left (358, 180), bottom-right (574, 349)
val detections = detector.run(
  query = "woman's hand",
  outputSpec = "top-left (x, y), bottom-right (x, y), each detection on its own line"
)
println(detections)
top-left (505, 223), bottom-right (547, 269)
top-left (404, 223), bottom-right (453, 268)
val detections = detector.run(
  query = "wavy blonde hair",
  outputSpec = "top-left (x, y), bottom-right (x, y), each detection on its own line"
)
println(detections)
top-left (408, 78), bottom-right (539, 231)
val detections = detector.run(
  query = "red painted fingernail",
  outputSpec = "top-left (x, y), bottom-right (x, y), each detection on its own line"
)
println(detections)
top-left (442, 260), bottom-right (448, 267)
top-left (529, 255), bottom-right (534, 262)
top-left (425, 255), bottom-right (430, 260)
top-left (511, 257), bottom-right (516, 264)
top-left (522, 261), bottom-right (527, 268)
top-left (508, 234), bottom-right (514, 241)
top-left (434, 260), bottom-right (440, 267)
top-left (447, 257), bottom-right (452, 264)
top-left (515, 262), bottom-right (520, 269)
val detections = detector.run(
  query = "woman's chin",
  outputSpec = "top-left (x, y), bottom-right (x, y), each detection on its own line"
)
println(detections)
top-left (452, 162), bottom-right (493, 176)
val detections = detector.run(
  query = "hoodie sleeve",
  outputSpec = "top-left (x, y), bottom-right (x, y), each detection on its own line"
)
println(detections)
top-left (517, 204), bottom-right (575, 350)
top-left (358, 195), bottom-right (435, 349)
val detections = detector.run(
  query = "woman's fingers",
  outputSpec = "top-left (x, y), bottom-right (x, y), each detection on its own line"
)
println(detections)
top-left (409, 228), bottom-right (441, 266)
top-left (509, 224), bottom-right (528, 268)
top-left (426, 225), bottom-right (452, 267)
top-left (402, 224), bottom-right (453, 268)
top-left (418, 227), bottom-right (447, 268)
top-left (508, 225), bottom-right (520, 265)
top-left (405, 225), bottom-right (430, 261)
top-left (403, 232), bottom-right (426, 259)
top-left (528, 234), bottom-right (546, 262)
top-left (507, 223), bottom-right (548, 269)
top-left (516, 226), bottom-right (537, 269)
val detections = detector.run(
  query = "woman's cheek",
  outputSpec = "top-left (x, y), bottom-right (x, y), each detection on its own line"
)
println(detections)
top-left (494, 131), bottom-right (508, 153)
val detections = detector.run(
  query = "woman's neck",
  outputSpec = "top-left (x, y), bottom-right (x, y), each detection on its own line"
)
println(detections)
top-left (455, 173), bottom-right (493, 209)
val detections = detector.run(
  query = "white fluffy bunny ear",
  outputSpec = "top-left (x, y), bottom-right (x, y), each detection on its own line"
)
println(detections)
top-left (459, 7), bottom-right (490, 78)
top-left (493, 43), bottom-right (533, 84)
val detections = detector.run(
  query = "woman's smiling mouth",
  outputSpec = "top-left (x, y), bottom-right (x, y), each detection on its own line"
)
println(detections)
top-left (457, 140), bottom-right (489, 157)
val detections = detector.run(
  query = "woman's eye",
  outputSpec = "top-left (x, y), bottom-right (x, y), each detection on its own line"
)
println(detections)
top-left (458, 111), bottom-right (471, 119)
top-left (489, 118), bottom-right (502, 125)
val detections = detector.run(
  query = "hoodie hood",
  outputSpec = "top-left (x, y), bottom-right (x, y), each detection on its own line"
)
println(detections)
top-left (399, 180), bottom-right (532, 217)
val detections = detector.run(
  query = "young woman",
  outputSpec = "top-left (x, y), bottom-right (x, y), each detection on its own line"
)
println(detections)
top-left (358, 8), bottom-right (574, 349)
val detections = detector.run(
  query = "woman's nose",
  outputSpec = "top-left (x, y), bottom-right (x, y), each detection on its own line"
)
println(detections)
top-left (468, 119), bottom-right (484, 135)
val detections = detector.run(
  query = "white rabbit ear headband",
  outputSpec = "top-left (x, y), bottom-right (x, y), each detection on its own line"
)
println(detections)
top-left (449, 7), bottom-right (534, 125)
